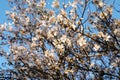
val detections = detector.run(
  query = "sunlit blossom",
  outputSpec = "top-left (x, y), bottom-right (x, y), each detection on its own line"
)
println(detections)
top-left (98, 31), bottom-right (104, 37)
top-left (77, 37), bottom-right (86, 47)
top-left (0, 24), bottom-right (5, 31)
top-left (10, 12), bottom-right (16, 19)
top-left (99, 12), bottom-right (107, 19)
top-left (64, 69), bottom-right (74, 74)
top-left (52, 0), bottom-right (59, 8)
top-left (103, 34), bottom-right (111, 41)
top-left (57, 44), bottom-right (64, 52)
top-left (60, 35), bottom-right (67, 43)
top-left (94, 44), bottom-right (100, 51)
top-left (71, 23), bottom-right (76, 30)
top-left (93, 0), bottom-right (104, 8)
top-left (60, 9), bottom-right (67, 17)
top-left (66, 38), bottom-right (71, 47)
top-left (39, 0), bottom-right (46, 8)
top-left (89, 63), bottom-right (95, 68)
top-left (57, 14), bottom-right (63, 21)
top-left (114, 28), bottom-right (120, 37)
top-left (49, 16), bottom-right (56, 23)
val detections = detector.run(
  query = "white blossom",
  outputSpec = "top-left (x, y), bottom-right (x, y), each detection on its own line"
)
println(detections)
top-left (77, 37), bottom-right (86, 47)
top-left (52, 0), bottom-right (59, 8)
top-left (94, 44), bottom-right (100, 51)
top-left (60, 35), bottom-right (67, 43)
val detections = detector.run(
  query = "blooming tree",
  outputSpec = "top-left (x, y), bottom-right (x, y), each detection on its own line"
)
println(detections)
top-left (0, 0), bottom-right (120, 79)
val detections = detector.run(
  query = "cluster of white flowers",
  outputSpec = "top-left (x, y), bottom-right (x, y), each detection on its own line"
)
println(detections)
top-left (77, 36), bottom-right (87, 47)
top-left (52, 0), bottom-right (59, 8)
top-left (1, 0), bottom-right (119, 79)
top-left (0, 23), bottom-right (6, 31)
top-left (98, 31), bottom-right (111, 41)
top-left (114, 28), bottom-right (120, 37)
top-left (45, 49), bottom-right (55, 58)
top-left (93, 0), bottom-right (104, 8)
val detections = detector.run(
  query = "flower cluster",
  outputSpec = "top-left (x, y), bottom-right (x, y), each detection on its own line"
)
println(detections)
top-left (0, 0), bottom-right (120, 79)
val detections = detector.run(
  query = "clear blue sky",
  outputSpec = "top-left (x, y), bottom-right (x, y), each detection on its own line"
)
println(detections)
top-left (0, 0), bottom-right (10, 24)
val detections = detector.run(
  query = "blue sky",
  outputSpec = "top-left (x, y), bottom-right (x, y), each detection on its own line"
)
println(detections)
top-left (0, 0), bottom-right (10, 69)
top-left (0, 0), bottom-right (10, 24)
